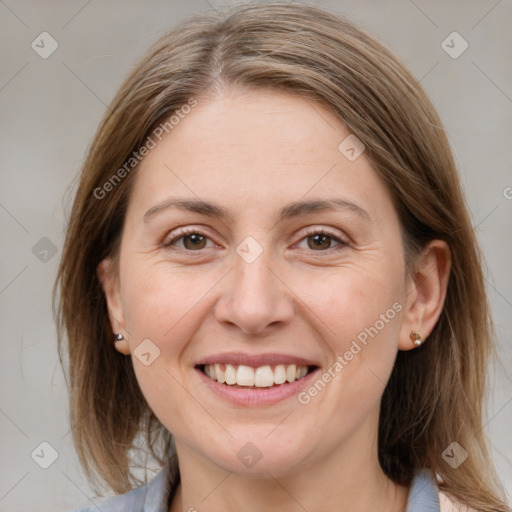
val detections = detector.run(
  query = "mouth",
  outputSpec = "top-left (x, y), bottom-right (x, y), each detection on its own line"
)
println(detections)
top-left (193, 353), bottom-right (321, 405)
top-left (197, 363), bottom-right (316, 388)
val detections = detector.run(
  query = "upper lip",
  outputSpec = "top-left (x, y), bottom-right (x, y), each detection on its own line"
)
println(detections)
top-left (196, 352), bottom-right (319, 367)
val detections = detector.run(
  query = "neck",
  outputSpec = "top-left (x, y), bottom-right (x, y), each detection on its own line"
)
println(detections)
top-left (169, 429), bottom-right (409, 512)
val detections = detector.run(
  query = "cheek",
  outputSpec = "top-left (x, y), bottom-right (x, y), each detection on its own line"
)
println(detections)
top-left (120, 264), bottom-right (214, 434)
top-left (121, 263), bottom-right (214, 344)
top-left (297, 260), bottom-right (404, 410)
top-left (300, 260), bottom-right (404, 351)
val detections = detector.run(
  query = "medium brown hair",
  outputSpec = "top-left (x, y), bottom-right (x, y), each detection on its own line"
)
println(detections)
top-left (54, 2), bottom-right (508, 509)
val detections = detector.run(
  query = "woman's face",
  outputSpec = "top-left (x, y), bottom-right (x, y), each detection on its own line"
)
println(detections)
top-left (101, 88), bottom-right (418, 477)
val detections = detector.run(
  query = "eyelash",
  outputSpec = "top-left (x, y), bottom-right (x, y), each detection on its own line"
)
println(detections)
top-left (162, 226), bottom-right (349, 254)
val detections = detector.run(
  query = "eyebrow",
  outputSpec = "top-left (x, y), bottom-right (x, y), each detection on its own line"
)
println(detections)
top-left (143, 197), bottom-right (372, 224)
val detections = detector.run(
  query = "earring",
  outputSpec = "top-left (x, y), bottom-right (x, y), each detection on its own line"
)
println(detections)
top-left (410, 330), bottom-right (422, 346)
top-left (114, 333), bottom-right (124, 342)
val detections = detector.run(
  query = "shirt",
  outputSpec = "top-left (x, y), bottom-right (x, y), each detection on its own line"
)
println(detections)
top-left (67, 464), bottom-right (451, 512)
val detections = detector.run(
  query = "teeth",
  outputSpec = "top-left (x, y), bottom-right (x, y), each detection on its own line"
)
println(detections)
top-left (214, 363), bottom-right (225, 383)
top-left (254, 366), bottom-right (274, 387)
top-left (286, 364), bottom-right (296, 382)
top-left (274, 364), bottom-right (287, 384)
top-left (236, 365), bottom-right (255, 386)
top-left (297, 365), bottom-right (307, 379)
top-left (203, 363), bottom-right (309, 387)
top-left (225, 364), bottom-right (236, 385)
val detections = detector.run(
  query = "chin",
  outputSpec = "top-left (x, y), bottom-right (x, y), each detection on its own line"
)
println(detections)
top-left (195, 427), bottom-right (316, 478)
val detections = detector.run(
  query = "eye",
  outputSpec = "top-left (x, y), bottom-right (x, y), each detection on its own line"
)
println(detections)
top-left (163, 228), bottom-right (216, 251)
top-left (162, 226), bottom-right (348, 254)
top-left (296, 228), bottom-right (348, 252)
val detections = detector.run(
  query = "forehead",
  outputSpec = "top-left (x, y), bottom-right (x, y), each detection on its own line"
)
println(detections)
top-left (127, 89), bottom-right (395, 224)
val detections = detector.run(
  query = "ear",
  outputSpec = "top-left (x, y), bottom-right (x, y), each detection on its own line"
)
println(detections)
top-left (398, 240), bottom-right (451, 351)
top-left (97, 257), bottom-right (131, 355)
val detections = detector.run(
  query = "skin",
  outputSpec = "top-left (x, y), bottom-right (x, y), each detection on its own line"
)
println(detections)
top-left (98, 87), bottom-right (450, 512)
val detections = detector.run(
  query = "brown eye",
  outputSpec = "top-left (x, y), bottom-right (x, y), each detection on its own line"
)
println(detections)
top-left (181, 233), bottom-right (208, 250)
top-left (297, 230), bottom-right (347, 252)
top-left (307, 233), bottom-right (335, 250)
top-left (164, 230), bottom-right (214, 251)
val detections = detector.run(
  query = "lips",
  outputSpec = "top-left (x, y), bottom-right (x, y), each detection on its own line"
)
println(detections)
top-left (195, 352), bottom-right (319, 390)
top-left (197, 352), bottom-right (318, 367)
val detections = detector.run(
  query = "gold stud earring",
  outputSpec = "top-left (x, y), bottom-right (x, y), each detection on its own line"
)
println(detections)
top-left (410, 330), bottom-right (422, 346)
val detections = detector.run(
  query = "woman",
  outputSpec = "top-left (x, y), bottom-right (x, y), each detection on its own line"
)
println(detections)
top-left (55, 3), bottom-right (509, 511)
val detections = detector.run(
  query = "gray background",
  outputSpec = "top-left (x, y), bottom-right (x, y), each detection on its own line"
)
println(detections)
top-left (0, 0), bottom-right (511, 510)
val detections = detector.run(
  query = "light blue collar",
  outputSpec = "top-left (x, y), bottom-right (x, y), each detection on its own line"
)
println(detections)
top-left (131, 464), bottom-right (441, 512)
top-left (147, 464), bottom-right (441, 512)
top-left (406, 468), bottom-right (441, 511)
top-left (68, 464), bottom-right (440, 511)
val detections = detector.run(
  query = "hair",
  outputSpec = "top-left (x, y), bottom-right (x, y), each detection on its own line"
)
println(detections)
top-left (54, 2), bottom-right (509, 510)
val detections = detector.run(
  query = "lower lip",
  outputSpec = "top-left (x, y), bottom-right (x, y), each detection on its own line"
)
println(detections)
top-left (195, 367), bottom-right (320, 406)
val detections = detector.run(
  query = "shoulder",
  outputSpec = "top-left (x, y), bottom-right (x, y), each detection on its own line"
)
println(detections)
top-left (63, 464), bottom-right (173, 512)
top-left (64, 485), bottom-right (146, 512)
top-left (407, 469), bottom-right (478, 512)
top-left (439, 491), bottom-right (478, 512)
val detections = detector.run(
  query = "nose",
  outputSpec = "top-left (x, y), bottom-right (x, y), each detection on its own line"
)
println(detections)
top-left (214, 251), bottom-right (294, 335)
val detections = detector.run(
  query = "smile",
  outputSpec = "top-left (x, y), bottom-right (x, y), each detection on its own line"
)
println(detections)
top-left (200, 363), bottom-right (311, 388)
top-left (195, 352), bottom-right (320, 405)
